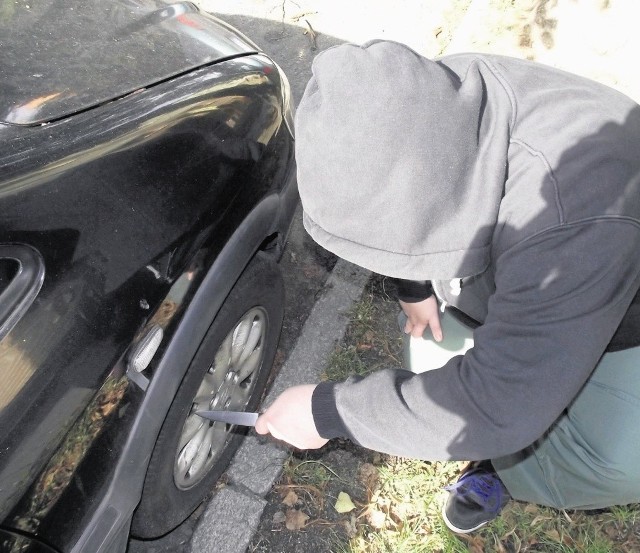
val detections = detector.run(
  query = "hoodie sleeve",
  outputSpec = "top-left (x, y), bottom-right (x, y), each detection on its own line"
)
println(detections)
top-left (394, 279), bottom-right (434, 303)
top-left (312, 221), bottom-right (640, 460)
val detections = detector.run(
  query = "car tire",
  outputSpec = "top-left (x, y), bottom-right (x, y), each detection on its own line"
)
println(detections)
top-left (130, 253), bottom-right (284, 538)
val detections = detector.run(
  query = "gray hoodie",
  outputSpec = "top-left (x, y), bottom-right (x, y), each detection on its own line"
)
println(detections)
top-left (296, 40), bottom-right (640, 461)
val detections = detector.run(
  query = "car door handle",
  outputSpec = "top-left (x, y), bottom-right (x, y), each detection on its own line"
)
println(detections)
top-left (0, 244), bottom-right (45, 342)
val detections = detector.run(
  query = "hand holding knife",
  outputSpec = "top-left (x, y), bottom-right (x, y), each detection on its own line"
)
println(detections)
top-left (196, 385), bottom-right (328, 450)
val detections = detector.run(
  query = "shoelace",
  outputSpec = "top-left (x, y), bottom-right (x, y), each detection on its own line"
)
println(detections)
top-left (444, 469), bottom-right (506, 514)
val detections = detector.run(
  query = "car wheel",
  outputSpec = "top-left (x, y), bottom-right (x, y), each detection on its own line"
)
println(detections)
top-left (131, 253), bottom-right (284, 538)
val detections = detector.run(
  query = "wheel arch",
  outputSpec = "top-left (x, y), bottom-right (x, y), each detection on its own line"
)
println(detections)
top-left (70, 193), bottom-right (284, 553)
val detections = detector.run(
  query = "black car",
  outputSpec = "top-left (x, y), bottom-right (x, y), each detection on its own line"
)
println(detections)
top-left (0, 2), bottom-right (297, 551)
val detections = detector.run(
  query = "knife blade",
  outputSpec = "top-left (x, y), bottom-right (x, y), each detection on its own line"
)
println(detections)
top-left (195, 410), bottom-right (259, 427)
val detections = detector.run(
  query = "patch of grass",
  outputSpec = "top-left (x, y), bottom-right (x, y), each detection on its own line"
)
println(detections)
top-left (608, 504), bottom-right (640, 526)
top-left (346, 458), bottom-right (469, 553)
top-left (323, 277), bottom-right (403, 382)
top-left (352, 292), bottom-right (380, 327)
top-left (324, 346), bottom-right (371, 381)
top-left (347, 456), bottom-right (640, 552)
top-left (282, 456), bottom-right (336, 489)
top-left (293, 459), bottom-right (344, 487)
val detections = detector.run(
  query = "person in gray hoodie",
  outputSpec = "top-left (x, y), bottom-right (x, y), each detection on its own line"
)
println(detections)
top-left (255, 40), bottom-right (640, 533)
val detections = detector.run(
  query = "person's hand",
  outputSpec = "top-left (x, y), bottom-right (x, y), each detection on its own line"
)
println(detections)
top-left (255, 385), bottom-right (329, 450)
top-left (399, 295), bottom-right (443, 341)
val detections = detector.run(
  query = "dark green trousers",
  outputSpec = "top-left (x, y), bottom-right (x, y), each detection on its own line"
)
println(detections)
top-left (493, 345), bottom-right (640, 509)
top-left (401, 311), bottom-right (640, 509)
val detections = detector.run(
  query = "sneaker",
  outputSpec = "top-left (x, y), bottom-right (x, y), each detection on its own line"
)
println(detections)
top-left (441, 461), bottom-right (511, 534)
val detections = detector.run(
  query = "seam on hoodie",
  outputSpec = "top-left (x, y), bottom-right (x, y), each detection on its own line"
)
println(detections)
top-left (471, 57), bottom-right (566, 226)
top-left (510, 138), bottom-right (566, 225)
top-left (504, 216), bottom-right (640, 255)
top-left (475, 56), bottom-right (518, 131)
top-left (305, 212), bottom-right (489, 257)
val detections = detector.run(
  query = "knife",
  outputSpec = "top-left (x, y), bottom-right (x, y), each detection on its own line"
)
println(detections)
top-left (195, 410), bottom-right (259, 427)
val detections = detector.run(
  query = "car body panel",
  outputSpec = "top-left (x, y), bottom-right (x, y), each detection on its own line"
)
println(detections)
top-left (0, 4), bottom-right (297, 550)
top-left (0, 0), bottom-right (260, 125)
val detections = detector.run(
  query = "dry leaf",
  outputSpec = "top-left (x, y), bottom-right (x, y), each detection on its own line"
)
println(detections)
top-left (604, 524), bottom-right (620, 540)
top-left (272, 510), bottom-right (286, 525)
top-left (335, 491), bottom-right (356, 513)
top-left (285, 509), bottom-right (309, 531)
top-left (282, 490), bottom-right (298, 507)
top-left (357, 330), bottom-right (376, 351)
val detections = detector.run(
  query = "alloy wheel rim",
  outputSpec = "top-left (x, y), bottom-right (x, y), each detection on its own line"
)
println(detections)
top-left (174, 306), bottom-right (267, 490)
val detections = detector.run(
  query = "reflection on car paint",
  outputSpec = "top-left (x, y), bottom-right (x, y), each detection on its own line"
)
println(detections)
top-left (4, 92), bottom-right (63, 125)
top-left (5, 257), bottom-right (206, 537)
top-left (0, 334), bottom-right (35, 413)
top-left (8, 372), bottom-right (129, 538)
top-left (0, 1), bottom-right (261, 126)
top-left (0, 66), bottom-right (281, 198)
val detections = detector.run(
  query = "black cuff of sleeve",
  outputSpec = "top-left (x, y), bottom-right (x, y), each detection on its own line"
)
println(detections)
top-left (311, 381), bottom-right (350, 440)
top-left (394, 279), bottom-right (434, 303)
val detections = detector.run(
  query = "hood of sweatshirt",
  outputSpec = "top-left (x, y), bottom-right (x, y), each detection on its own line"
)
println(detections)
top-left (295, 40), bottom-right (512, 280)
